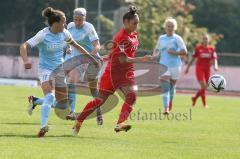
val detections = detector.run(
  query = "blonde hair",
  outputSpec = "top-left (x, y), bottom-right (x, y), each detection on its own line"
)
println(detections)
top-left (163, 17), bottom-right (178, 31)
top-left (203, 34), bottom-right (211, 40)
top-left (73, 8), bottom-right (86, 17)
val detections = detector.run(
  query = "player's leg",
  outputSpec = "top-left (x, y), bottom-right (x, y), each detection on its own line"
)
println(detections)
top-left (200, 69), bottom-right (210, 108)
top-left (115, 85), bottom-right (136, 132)
top-left (87, 61), bottom-right (103, 125)
top-left (169, 66), bottom-right (181, 111)
top-left (54, 71), bottom-right (73, 119)
top-left (192, 68), bottom-right (205, 106)
top-left (72, 71), bottom-right (114, 135)
top-left (72, 94), bottom-right (109, 136)
top-left (169, 79), bottom-right (177, 111)
top-left (161, 75), bottom-right (171, 114)
top-left (27, 96), bottom-right (43, 115)
top-left (198, 80), bottom-right (207, 107)
top-left (88, 78), bottom-right (103, 125)
top-left (34, 69), bottom-right (56, 137)
top-left (67, 68), bottom-right (80, 117)
top-left (38, 80), bottom-right (55, 137)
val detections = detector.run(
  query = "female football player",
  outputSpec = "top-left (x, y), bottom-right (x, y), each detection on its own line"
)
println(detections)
top-left (20, 7), bottom-right (98, 137)
top-left (65, 8), bottom-right (103, 124)
top-left (29, 8), bottom-right (104, 125)
top-left (72, 6), bottom-right (153, 135)
top-left (153, 17), bottom-right (187, 114)
top-left (185, 34), bottom-right (218, 108)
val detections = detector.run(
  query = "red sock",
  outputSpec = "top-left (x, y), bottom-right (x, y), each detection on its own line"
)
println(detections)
top-left (117, 102), bottom-right (133, 125)
top-left (77, 98), bottom-right (103, 122)
top-left (200, 89), bottom-right (206, 106)
top-left (117, 92), bottom-right (136, 125)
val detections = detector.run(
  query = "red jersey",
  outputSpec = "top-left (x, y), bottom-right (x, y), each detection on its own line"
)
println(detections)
top-left (193, 44), bottom-right (217, 68)
top-left (105, 28), bottom-right (139, 81)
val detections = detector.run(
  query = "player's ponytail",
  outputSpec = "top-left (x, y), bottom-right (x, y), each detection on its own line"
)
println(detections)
top-left (129, 5), bottom-right (137, 15)
top-left (42, 7), bottom-right (54, 18)
top-left (42, 7), bottom-right (65, 26)
top-left (123, 5), bottom-right (138, 22)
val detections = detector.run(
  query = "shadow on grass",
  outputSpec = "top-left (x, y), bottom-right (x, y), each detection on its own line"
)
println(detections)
top-left (0, 134), bottom-right (116, 141)
top-left (162, 141), bottom-right (179, 144)
top-left (0, 122), bottom-right (73, 126)
top-left (0, 122), bottom-right (40, 125)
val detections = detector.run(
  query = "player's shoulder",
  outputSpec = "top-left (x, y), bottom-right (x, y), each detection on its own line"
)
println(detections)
top-left (207, 45), bottom-right (215, 50)
top-left (67, 22), bottom-right (75, 29)
top-left (82, 22), bottom-right (94, 31)
top-left (158, 34), bottom-right (168, 41)
top-left (35, 27), bottom-right (49, 38)
top-left (159, 34), bottom-right (166, 38)
top-left (114, 29), bottom-right (125, 41)
top-left (195, 44), bottom-right (203, 49)
top-left (38, 27), bottom-right (49, 34)
top-left (173, 33), bottom-right (183, 40)
top-left (84, 22), bottom-right (94, 28)
top-left (63, 28), bottom-right (72, 36)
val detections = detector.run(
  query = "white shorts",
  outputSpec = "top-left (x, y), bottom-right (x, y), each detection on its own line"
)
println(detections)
top-left (38, 68), bottom-right (52, 83)
top-left (38, 68), bottom-right (66, 87)
top-left (161, 66), bottom-right (182, 80)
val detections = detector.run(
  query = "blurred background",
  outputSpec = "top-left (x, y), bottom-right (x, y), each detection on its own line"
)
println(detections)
top-left (0, 0), bottom-right (239, 93)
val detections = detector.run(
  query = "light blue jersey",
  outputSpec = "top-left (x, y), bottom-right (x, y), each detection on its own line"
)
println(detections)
top-left (65, 21), bottom-right (99, 59)
top-left (27, 27), bottom-right (72, 71)
top-left (155, 33), bottom-right (187, 68)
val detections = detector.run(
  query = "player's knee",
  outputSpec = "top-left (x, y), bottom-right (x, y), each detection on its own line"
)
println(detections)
top-left (55, 98), bottom-right (72, 109)
top-left (125, 92), bottom-right (136, 105)
top-left (162, 92), bottom-right (169, 99)
top-left (161, 80), bottom-right (170, 93)
top-left (200, 83), bottom-right (207, 89)
top-left (43, 92), bottom-right (55, 107)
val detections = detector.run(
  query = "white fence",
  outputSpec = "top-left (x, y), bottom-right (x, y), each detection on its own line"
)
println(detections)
top-left (0, 55), bottom-right (240, 92)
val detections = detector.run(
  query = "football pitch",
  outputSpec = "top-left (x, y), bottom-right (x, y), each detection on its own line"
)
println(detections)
top-left (0, 86), bottom-right (239, 159)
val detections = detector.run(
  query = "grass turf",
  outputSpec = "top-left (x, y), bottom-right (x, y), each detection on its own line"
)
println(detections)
top-left (0, 86), bottom-right (239, 159)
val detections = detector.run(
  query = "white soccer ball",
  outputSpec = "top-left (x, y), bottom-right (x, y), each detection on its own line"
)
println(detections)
top-left (208, 74), bottom-right (226, 92)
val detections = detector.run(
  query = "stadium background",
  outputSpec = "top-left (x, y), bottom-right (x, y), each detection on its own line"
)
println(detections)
top-left (0, 0), bottom-right (240, 93)
top-left (0, 1), bottom-right (239, 159)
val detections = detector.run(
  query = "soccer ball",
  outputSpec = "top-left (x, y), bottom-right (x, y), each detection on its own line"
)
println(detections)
top-left (208, 74), bottom-right (226, 92)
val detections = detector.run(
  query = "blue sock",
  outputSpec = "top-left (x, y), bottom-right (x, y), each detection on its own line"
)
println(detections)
top-left (33, 97), bottom-right (43, 105)
top-left (169, 83), bottom-right (176, 102)
top-left (161, 81), bottom-right (170, 109)
top-left (41, 93), bottom-right (55, 128)
top-left (68, 83), bottom-right (76, 112)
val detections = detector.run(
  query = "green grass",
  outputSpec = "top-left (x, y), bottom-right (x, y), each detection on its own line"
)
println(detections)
top-left (0, 86), bottom-right (239, 159)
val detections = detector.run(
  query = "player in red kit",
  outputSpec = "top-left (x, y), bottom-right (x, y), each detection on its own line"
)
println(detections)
top-left (72, 6), bottom-right (152, 135)
top-left (185, 34), bottom-right (218, 108)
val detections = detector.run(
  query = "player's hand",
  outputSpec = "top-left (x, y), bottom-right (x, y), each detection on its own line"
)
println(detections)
top-left (214, 66), bottom-right (218, 72)
top-left (24, 60), bottom-right (32, 69)
top-left (101, 55), bottom-right (109, 62)
top-left (141, 55), bottom-right (153, 62)
top-left (168, 49), bottom-right (177, 55)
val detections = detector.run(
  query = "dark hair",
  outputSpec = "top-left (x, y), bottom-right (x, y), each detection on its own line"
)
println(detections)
top-left (123, 6), bottom-right (138, 22)
top-left (42, 7), bottom-right (65, 26)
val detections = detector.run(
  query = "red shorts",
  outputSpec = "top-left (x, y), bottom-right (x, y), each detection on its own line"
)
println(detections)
top-left (98, 70), bottom-right (135, 96)
top-left (195, 66), bottom-right (210, 83)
